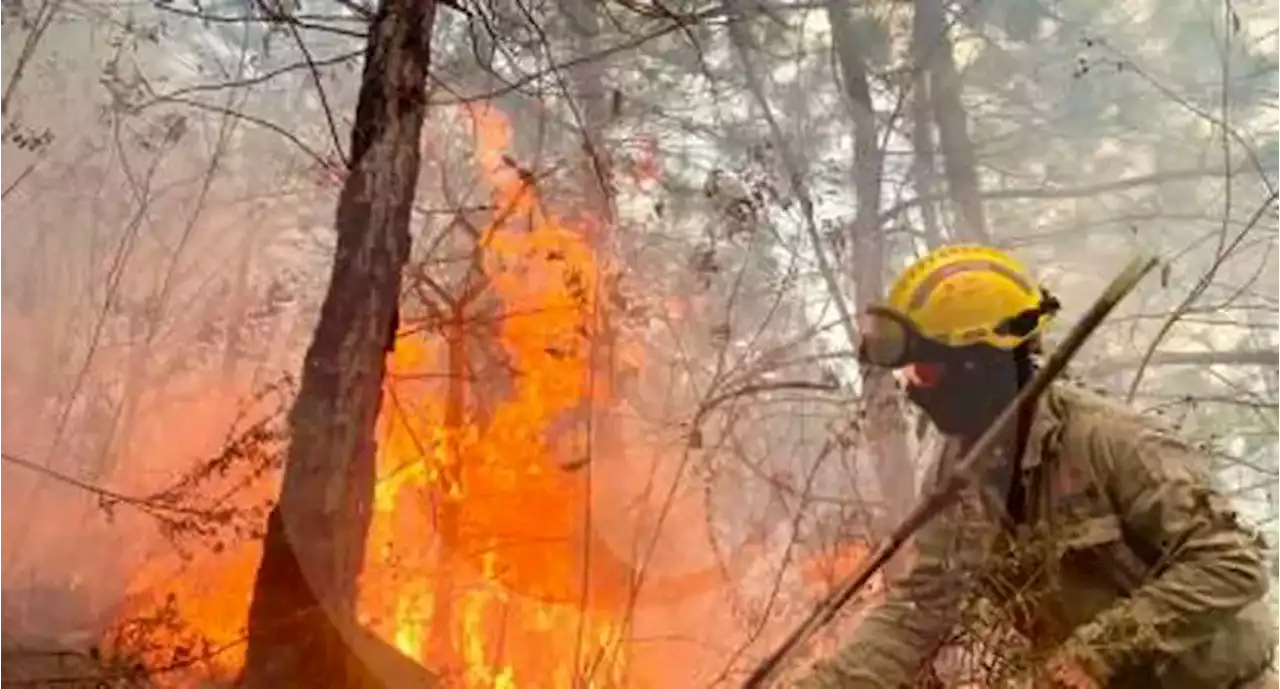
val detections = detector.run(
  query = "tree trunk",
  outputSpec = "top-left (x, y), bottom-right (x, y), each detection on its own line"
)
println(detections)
top-left (909, 5), bottom-right (944, 248)
top-left (425, 309), bottom-right (466, 669)
top-left (916, 0), bottom-right (990, 243)
top-left (827, 0), bottom-right (914, 537)
top-left (239, 0), bottom-right (438, 684)
top-left (558, 0), bottom-right (621, 470)
top-left (559, 0), bottom-right (613, 217)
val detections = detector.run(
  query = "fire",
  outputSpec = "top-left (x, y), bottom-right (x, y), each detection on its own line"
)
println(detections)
top-left (96, 378), bottom-right (282, 688)
top-left (105, 103), bottom-right (632, 687)
top-left (105, 102), bottom-right (877, 689)
top-left (357, 103), bottom-right (633, 687)
top-left (104, 542), bottom-right (264, 684)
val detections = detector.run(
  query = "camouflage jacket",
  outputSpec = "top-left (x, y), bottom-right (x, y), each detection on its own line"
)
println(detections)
top-left (797, 384), bottom-right (1276, 689)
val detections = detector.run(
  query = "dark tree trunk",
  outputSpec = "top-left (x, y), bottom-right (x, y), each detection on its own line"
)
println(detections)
top-left (909, 2), bottom-right (944, 248)
top-left (239, 0), bottom-right (438, 684)
top-left (916, 0), bottom-right (990, 243)
top-left (425, 309), bottom-right (466, 668)
top-left (827, 0), bottom-right (914, 543)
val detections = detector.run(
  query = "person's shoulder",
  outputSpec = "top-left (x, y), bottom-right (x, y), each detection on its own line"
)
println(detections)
top-left (1052, 382), bottom-right (1150, 433)
top-left (1049, 382), bottom-right (1189, 465)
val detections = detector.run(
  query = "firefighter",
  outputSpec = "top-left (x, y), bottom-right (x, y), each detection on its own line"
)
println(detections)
top-left (798, 245), bottom-right (1277, 689)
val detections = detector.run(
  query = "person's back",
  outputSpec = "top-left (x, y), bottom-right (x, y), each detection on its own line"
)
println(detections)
top-left (800, 245), bottom-right (1277, 688)
top-left (1044, 384), bottom-right (1277, 688)
top-left (971, 383), bottom-right (1270, 687)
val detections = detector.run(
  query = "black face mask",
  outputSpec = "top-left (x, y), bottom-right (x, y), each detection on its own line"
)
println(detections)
top-left (905, 347), bottom-right (1021, 439)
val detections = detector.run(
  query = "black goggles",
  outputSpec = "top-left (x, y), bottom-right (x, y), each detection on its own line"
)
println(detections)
top-left (855, 293), bottom-right (1061, 369)
top-left (855, 307), bottom-right (952, 369)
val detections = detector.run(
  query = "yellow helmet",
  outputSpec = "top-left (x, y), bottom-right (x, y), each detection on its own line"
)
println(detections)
top-left (857, 245), bottom-right (1059, 367)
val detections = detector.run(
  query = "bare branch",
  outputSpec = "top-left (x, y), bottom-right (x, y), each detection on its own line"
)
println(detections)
top-left (880, 168), bottom-right (1242, 224)
top-left (153, 4), bottom-right (368, 38)
top-left (146, 50), bottom-right (362, 103)
top-left (1085, 348), bottom-right (1278, 376)
top-left (1125, 192), bottom-right (1278, 402)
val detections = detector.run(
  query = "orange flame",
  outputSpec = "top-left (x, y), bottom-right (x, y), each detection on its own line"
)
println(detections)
top-left (105, 103), bottom-right (878, 689)
top-left (357, 103), bottom-right (633, 687)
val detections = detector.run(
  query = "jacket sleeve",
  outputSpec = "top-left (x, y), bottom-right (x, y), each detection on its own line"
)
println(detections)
top-left (1062, 426), bottom-right (1272, 682)
top-left (795, 486), bottom-right (998, 689)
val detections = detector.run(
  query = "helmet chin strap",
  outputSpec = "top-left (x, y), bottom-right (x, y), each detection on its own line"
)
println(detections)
top-left (1014, 342), bottom-right (1037, 387)
top-left (1004, 342), bottom-right (1039, 523)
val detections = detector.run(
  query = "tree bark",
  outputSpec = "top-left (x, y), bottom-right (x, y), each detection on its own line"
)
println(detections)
top-left (909, 1), bottom-right (943, 248)
top-left (239, 0), bottom-right (438, 684)
top-left (827, 0), bottom-right (914, 537)
top-left (916, 0), bottom-right (990, 243)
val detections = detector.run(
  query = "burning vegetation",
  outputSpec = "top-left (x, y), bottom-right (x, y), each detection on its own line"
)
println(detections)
top-left (356, 103), bottom-right (635, 687)
top-left (89, 103), bottom-right (809, 689)
top-left (4, 0), bottom-right (1275, 683)
top-left (81, 96), bottom-right (882, 689)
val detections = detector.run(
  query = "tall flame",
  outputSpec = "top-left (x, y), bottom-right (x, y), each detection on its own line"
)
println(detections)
top-left (104, 103), bottom-right (878, 689)
top-left (357, 103), bottom-right (631, 688)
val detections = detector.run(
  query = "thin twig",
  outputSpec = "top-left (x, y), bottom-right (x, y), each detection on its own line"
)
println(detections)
top-left (153, 4), bottom-right (368, 37)
top-left (1, 452), bottom-right (217, 520)
top-left (145, 50), bottom-right (362, 104)
top-left (725, 0), bottom-right (859, 353)
top-left (1, 0), bottom-right (66, 117)
top-left (1124, 193), bottom-right (1277, 402)
top-left (275, 3), bottom-right (350, 166)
